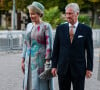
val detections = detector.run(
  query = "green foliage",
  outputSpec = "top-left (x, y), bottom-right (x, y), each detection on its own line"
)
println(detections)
top-left (16, 0), bottom-right (33, 11)
top-left (0, 0), bottom-right (99, 28)
top-left (35, 0), bottom-right (59, 9)
top-left (78, 14), bottom-right (90, 26)
top-left (0, 0), bottom-right (12, 10)
top-left (0, 26), bottom-right (6, 30)
top-left (92, 24), bottom-right (100, 29)
top-left (58, 0), bottom-right (67, 12)
top-left (43, 6), bottom-right (65, 28)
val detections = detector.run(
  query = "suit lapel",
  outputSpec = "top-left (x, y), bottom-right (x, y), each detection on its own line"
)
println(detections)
top-left (72, 23), bottom-right (80, 44)
top-left (63, 24), bottom-right (70, 44)
top-left (62, 23), bottom-right (81, 46)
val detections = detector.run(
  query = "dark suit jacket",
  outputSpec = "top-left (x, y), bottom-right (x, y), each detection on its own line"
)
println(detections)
top-left (52, 23), bottom-right (93, 77)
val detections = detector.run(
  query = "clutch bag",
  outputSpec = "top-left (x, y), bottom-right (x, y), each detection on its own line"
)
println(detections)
top-left (39, 61), bottom-right (53, 80)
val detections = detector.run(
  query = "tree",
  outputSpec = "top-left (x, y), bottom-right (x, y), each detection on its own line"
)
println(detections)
top-left (83, 0), bottom-right (100, 27)
top-left (0, 0), bottom-right (100, 27)
top-left (63, 0), bottom-right (100, 27)
top-left (0, 0), bottom-right (12, 10)
top-left (16, 0), bottom-right (33, 11)
top-left (43, 6), bottom-right (65, 28)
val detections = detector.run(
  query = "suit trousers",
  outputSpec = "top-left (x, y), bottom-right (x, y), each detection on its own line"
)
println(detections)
top-left (58, 65), bottom-right (85, 90)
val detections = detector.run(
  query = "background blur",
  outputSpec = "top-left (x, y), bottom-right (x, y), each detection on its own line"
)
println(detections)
top-left (0, 0), bottom-right (100, 30)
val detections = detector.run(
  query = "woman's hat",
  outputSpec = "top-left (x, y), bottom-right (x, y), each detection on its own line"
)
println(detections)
top-left (27, 1), bottom-right (44, 15)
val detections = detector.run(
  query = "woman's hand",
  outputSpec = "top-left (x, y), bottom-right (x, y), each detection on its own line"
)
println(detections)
top-left (45, 59), bottom-right (50, 64)
top-left (21, 58), bottom-right (25, 74)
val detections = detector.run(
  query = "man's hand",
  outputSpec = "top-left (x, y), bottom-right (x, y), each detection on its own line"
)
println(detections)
top-left (86, 70), bottom-right (92, 79)
top-left (51, 68), bottom-right (57, 77)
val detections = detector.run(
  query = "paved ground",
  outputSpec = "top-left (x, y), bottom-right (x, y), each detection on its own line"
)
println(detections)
top-left (0, 49), bottom-right (100, 90)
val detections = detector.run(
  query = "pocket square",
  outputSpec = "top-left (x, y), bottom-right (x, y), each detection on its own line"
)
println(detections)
top-left (78, 35), bottom-right (84, 38)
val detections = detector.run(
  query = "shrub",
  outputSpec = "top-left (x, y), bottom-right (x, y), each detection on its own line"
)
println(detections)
top-left (43, 8), bottom-right (91, 28)
top-left (43, 6), bottom-right (65, 28)
top-left (78, 14), bottom-right (90, 26)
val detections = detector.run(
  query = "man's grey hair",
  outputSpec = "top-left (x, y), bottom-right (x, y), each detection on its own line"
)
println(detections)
top-left (65, 3), bottom-right (80, 13)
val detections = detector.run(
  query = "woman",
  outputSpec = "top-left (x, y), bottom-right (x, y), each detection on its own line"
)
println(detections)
top-left (21, 1), bottom-right (53, 90)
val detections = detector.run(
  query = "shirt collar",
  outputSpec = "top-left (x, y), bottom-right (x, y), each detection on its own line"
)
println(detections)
top-left (69, 21), bottom-right (79, 28)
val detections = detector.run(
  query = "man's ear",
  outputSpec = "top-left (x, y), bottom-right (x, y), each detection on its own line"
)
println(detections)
top-left (77, 12), bottom-right (79, 16)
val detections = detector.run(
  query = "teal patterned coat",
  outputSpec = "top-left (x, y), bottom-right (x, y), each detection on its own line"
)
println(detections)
top-left (22, 21), bottom-right (53, 90)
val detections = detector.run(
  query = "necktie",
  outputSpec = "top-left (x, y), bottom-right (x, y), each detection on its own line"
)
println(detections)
top-left (69, 26), bottom-right (74, 43)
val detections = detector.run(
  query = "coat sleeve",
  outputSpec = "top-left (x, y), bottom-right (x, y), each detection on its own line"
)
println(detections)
top-left (85, 27), bottom-right (93, 71)
top-left (44, 23), bottom-right (53, 60)
top-left (22, 32), bottom-right (27, 59)
top-left (51, 26), bottom-right (60, 68)
top-left (21, 24), bottom-right (29, 59)
top-left (22, 23), bottom-right (33, 59)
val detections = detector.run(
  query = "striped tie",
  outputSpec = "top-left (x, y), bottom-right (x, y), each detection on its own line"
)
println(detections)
top-left (69, 26), bottom-right (74, 43)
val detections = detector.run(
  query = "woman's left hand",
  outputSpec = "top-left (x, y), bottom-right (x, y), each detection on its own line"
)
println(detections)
top-left (45, 59), bottom-right (50, 63)
top-left (21, 58), bottom-right (25, 74)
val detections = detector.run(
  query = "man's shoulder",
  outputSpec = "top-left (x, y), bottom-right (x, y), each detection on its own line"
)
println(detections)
top-left (79, 23), bottom-right (91, 30)
top-left (61, 22), bottom-right (68, 25)
top-left (42, 21), bottom-right (51, 26)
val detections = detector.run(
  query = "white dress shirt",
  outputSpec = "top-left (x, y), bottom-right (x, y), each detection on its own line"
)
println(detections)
top-left (69, 21), bottom-right (79, 35)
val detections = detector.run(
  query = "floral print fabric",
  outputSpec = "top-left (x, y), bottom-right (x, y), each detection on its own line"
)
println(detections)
top-left (22, 22), bottom-right (53, 90)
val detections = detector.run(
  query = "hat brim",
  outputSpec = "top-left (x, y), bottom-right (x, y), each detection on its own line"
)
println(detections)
top-left (27, 5), bottom-right (43, 14)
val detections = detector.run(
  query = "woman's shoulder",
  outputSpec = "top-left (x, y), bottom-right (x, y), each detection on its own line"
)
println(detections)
top-left (42, 22), bottom-right (51, 26)
top-left (25, 23), bottom-right (33, 34)
top-left (26, 23), bottom-right (33, 28)
top-left (42, 21), bottom-right (52, 29)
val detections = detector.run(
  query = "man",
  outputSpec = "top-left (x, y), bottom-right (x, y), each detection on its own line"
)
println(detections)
top-left (51, 3), bottom-right (93, 90)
